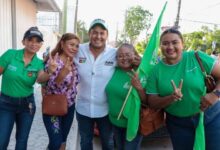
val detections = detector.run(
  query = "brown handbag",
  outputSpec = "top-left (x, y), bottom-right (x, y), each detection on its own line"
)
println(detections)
top-left (42, 94), bottom-right (68, 116)
top-left (195, 51), bottom-right (216, 93)
top-left (139, 104), bottom-right (165, 136)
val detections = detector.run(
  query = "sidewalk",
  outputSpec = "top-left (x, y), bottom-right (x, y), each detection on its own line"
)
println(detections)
top-left (8, 84), bottom-right (172, 150)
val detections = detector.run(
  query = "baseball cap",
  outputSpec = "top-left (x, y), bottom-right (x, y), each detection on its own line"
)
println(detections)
top-left (89, 19), bottom-right (108, 31)
top-left (23, 26), bottom-right (44, 41)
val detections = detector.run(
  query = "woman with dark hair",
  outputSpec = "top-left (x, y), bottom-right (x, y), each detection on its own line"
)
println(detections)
top-left (42, 33), bottom-right (80, 150)
top-left (146, 28), bottom-right (220, 150)
top-left (0, 26), bottom-right (45, 150)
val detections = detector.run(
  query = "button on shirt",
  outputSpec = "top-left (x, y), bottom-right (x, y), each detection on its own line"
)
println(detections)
top-left (75, 43), bottom-right (117, 118)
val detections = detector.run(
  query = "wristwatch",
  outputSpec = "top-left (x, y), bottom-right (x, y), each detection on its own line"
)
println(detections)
top-left (213, 89), bottom-right (220, 98)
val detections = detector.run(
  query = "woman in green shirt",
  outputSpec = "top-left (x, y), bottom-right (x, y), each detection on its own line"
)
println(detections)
top-left (106, 43), bottom-right (145, 150)
top-left (146, 28), bottom-right (220, 150)
top-left (0, 27), bottom-right (51, 150)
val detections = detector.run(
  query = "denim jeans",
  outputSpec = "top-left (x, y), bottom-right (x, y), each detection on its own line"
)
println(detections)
top-left (76, 111), bottom-right (114, 150)
top-left (166, 101), bottom-right (220, 150)
top-left (43, 104), bottom-right (75, 150)
top-left (0, 93), bottom-right (35, 150)
top-left (113, 125), bottom-right (143, 150)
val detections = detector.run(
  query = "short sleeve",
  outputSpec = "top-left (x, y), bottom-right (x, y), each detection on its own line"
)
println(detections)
top-left (38, 60), bottom-right (44, 71)
top-left (0, 49), bottom-right (15, 69)
top-left (197, 50), bottom-right (215, 74)
top-left (146, 67), bottom-right (158, 94)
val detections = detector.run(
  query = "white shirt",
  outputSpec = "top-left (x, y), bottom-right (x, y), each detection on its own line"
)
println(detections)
top-left (75, 43), bottom-right (117, 118)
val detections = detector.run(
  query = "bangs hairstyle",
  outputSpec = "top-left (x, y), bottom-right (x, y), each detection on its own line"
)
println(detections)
top-left (160, 28), bottom-right (183, 43)
top-left (45, 33), bottom-right (80, 62)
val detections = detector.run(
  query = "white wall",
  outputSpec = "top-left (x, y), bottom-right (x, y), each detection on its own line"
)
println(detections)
top-left (0, 0), bottom-right (12, 55)
top-left (15, 0), bottom-right (37, 49)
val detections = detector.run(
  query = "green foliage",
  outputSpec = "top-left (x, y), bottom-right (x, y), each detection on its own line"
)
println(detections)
top-left (135, 40), bottom-right (147, 54)
top-left (124, 6), bottom-right (152, 44)
top-left (76, 20), bottom-right (89, 43)
top-left (183, 26), bottom-right (220, 54)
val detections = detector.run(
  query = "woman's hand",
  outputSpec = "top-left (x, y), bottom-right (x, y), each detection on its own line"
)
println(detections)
top-left (127, 70), bottom-right (147, 103)
top-left (171, 79), bottom-right (183, 101)
top-left (48, 52), bottom-right (59, 75)
top-left (200, 93), bottom-right (218, 111)
top-left (127, 71), bottom-right (142, 91)
top-left (55, 57), bottom-right (73, 84)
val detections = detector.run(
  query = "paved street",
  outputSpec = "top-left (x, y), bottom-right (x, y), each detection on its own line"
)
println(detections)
top-left (7, 84), bottom-right (172, 150)
top-left (8, 84), bottom-right (77, 150)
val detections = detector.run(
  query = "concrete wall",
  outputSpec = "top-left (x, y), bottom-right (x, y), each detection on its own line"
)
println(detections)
top-left (15, 0), bottom-right (37, 49)
top-left (0, 0), bottom-right (12, 55)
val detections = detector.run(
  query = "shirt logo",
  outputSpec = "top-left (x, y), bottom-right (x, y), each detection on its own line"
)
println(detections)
top-left (186, 67), bottom-right (197, 72)
top-left (79, 57), bottom-right (86, 63)
top-left (27, 71), bottom-right (33, 77)
top-left (123, 82), bottom-right (130, 89)
top-left (7, 64), bottom-right (17, 71)
top-left (105, 61), bottom-right (114, 66)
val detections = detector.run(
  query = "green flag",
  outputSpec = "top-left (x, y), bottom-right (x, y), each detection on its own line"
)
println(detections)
top-left (194, 88), bottom-right (206, 150)
top-left (194, 112), bottom-right (205, 150)
top-left (122, 2), bottom-right (167, 141)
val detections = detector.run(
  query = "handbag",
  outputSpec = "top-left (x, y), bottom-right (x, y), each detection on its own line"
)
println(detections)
top-left (42, 94), bottom-right (68, 116)
top-left (42, 68), bottom-right (76, 116)
top-left (195, 51), bottom-right (216, 93)
top-left (139, 103), bottom-right (165, 136)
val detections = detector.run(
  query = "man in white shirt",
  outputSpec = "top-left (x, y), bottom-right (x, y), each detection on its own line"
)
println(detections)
top-left (75, 19), bottom-right (116, 150)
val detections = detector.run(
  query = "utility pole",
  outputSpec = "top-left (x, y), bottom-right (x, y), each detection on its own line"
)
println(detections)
top-left (174, 0), bottom-right (181, 29)
top-left (115, 22), bottom-right (119, 45)
top-left (74, 0), bottom-right (78, 33)
top-left (62, 0), bottom-right (67, 34)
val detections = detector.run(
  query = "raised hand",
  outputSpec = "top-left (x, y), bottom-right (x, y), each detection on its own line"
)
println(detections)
top-left (171, 79), bottom-right (183, 101)
top-left (54, 57), bottom-right (73, 84)
top-left (48, 52), bottom-right (59, 74)
top-left (127, 69), bottom-right (143, 91)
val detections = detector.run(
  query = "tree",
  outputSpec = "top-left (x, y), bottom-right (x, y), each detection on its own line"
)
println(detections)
top-left (183, 26), bottom-right (220, 54)
top-left (76, 20), bottom-right (89, 43)
top-left (124, 6), bottom-right (152, 44)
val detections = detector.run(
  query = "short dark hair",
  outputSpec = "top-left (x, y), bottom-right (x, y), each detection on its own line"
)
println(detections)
top-left (160, 28), bottom-right (183, 43)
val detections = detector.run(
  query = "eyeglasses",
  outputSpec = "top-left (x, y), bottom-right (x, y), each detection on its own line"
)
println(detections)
top-left (117, 53), bottom-right (133, 60)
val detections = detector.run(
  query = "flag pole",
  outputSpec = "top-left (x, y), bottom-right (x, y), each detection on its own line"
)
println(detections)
top-left (117, 2), bottom-right (167, 120)
top-left (117, 86), bottom-right (133, 120)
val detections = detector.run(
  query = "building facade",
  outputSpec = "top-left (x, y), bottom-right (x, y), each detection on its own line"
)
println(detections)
top-left (0, 0), bottom-right (60, 55)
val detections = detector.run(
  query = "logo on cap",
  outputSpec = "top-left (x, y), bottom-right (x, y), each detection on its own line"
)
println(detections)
top-left (89, 19), bottom-right (108, 31)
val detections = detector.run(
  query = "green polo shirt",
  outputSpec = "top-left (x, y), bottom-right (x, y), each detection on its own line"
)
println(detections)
top-left (0, 49), bottom-right (44, 97)
top-left (146, 51), bottom-right (215, 117)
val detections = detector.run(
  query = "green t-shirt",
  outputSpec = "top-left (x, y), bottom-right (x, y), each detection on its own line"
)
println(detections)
top-left (0, 49), bottom-right (44, 97)
top-left (106, 67), bottom-right (131, 128)
top-left (146, 51), bottom-right (215, 117)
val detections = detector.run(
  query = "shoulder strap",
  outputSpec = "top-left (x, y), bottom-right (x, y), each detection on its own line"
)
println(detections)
top-left (195, 51), bottom-right (206, 74)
